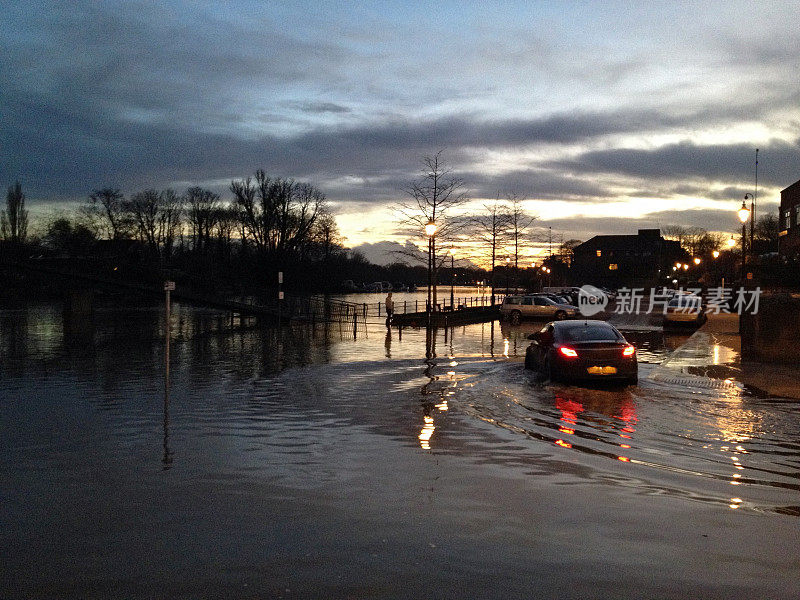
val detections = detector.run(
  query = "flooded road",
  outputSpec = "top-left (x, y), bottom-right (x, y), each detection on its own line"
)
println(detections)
top-left (1, 303), bottom-right (799, 598)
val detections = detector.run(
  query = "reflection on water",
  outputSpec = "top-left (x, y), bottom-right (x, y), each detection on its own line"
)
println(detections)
top-left (2, 300), bottom-right (800, 595)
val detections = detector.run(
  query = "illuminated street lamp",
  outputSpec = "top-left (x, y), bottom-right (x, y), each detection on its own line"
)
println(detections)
top-left (738, 200), bottom-right (750, 281)
top-left (693, 257), bottom-right (701, 265)
top-left (683, 264), bottom-right (689, 271)
top-left (738, 201), bottom-right (751, 225)
top-left (727, 237), bottom-right (736, 248)
top-left (675, 262), bottom-right (682, 269)
top-left (712, 250), bottom-right (720, 258)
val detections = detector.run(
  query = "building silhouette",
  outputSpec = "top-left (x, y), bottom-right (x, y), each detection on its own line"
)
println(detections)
top-left (571, 229), bottom-right (686, 287)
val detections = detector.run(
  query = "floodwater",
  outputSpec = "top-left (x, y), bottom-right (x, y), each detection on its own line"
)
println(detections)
top-left (1, 301), bottom-right (799, 599)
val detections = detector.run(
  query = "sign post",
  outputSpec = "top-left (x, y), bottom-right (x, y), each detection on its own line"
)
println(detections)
top-left (277, 271), bottom-right (283, 326)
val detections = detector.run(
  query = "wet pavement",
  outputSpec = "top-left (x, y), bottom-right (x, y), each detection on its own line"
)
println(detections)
top-left (1, 302), bottom-right (799, 598)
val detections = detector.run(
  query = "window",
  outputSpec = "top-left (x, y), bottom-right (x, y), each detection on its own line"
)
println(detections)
top-left (609, 263), bottom-right (618, 270)
top-left (534, 298), bottom-right (551, 306)
top-left (559, 325), bottom-right (620, 342)
top-left (596, 250), bottom-right (602, 257)
top-left (522, 297), bottom-right (534, 305)
top-left (784, 209), bottom-right (792, 230)
top-left (795, 209), bottom-right (800, 226)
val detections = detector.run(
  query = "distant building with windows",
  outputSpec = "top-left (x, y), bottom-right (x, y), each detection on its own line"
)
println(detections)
top-left (778, 179), bottom-right (800, 259)
top-left (571, 228), bottom-right (687, 286)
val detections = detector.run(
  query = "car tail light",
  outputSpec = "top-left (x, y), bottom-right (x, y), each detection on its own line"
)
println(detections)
top-left (559, 346), bottom-right (578, 358)
top-left (622, 345), bottom-right (635, 357)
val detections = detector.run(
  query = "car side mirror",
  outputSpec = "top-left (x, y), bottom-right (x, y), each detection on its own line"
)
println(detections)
top-left (527, 333), bottom-right (538, 341)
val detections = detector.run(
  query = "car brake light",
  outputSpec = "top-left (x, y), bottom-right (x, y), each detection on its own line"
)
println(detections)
top-left (559, 346), bottom-right (578, 358)
top-left (622, 345), bottom-right (635, 357)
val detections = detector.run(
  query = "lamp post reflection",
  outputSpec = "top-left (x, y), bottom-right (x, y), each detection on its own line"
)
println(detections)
top-left (418, 328), bottom-right (458, 450)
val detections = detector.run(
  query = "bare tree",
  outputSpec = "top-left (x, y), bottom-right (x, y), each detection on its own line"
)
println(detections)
top-left (89, 188), bottom-right (129, 240)
top-left (124, 188), bottom-right (184, 258)
top-left (396, 151), bottom-right (468, 310)
top-left (126, 189), bottom-right (161, 251)
top-left (212, 204), bottom-right (238, 258)
top-left (664, 225), bottom-right (723, 256)
top-left (754, 213), bottom-right (779, 252)
top-left (185, 187), bottom-right (221, 255)
top-left (312, 210), bottom-right (343, 261)
top-left (230, 170), bottom-right (325, 261)
top-left (158, 189), bottom-right (183, 259)
top-left (469, 196), bottom-right (511, 304)
top-left (1, 181), bottom-right (28, 244)
top-left (558, 239), bottom-right (583, 266)
top-left (506, 193), bottom-right (537, 269)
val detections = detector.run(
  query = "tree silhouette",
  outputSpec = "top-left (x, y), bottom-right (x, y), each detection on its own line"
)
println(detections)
top-left (1, 181), bottom-right (28, 245)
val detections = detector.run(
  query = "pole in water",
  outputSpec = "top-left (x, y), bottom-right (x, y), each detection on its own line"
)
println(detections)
top-left (163, 280), bottom-right (175, 389)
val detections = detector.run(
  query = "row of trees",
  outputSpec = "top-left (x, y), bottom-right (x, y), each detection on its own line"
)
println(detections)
top-left (662, 218), bottom-right (780, 257)
top-left (81, 172), bottom-right (339, 265)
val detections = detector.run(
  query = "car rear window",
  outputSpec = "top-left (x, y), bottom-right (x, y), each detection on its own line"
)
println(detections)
top-left (668, 295), bottom-right (701, 307)
top-left (559, 325), bottom-right (620, 342)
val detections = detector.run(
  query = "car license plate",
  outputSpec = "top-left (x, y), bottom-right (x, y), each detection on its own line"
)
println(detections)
top-left (587, 366), bottom-right (617, 375)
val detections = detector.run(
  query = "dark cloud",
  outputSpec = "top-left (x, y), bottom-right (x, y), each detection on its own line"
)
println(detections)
top-left (3, 0), bottom-right (800, 240)
top-left (542, 206), bottom-right (781, 243)
top-left (466, 169), bottom-right (614, 201)
top-left (298, 102), bottom-right (352, 114)
top-left (548, 139), bottom-right (800, 190)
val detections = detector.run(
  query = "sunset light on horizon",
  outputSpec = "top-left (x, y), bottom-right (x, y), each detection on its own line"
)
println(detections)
top-left (4, 1), bottom-right (800, 260)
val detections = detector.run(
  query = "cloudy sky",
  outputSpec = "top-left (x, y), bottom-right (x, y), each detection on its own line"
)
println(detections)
top-left (2, 0), bottom-right (799, 257)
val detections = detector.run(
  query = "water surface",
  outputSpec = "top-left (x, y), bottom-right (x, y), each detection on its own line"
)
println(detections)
top-left (1, 302), bottom-right (798, 598)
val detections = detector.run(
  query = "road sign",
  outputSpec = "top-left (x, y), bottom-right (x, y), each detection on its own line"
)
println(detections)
top-left (164, 281), bottom-right (175, 291)
top-left (278, 271), bottom-right (283, 284)
top-left (278, 291), bottom-right (284, 300)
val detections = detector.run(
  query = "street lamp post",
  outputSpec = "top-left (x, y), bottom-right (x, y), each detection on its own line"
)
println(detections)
top-left (425, 220), bottom-right (437, 319)
top-left (745, 192), bottom-right (755, 260)
top-left (738, 200), bottom-right (751, 282)
top-left (449, 248), bottom-right (455, 310)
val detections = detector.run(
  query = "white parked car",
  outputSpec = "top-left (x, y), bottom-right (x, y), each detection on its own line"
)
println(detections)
top-left (500, 294), bottom-right (579, 324)
top-left (663, 294), bottom-right (705, 325)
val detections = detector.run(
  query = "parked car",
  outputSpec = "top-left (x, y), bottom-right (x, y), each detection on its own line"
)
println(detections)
top-left (663, 294), bottom-right (705, 326)
top-left (500, 294), bottom-right (579, 324)
top-left (542, 293), bottom-right (572, 304)
top-left (524, 320), bottom-right (638, 385)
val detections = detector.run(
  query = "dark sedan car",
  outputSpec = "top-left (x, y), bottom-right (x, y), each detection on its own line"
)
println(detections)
top-left (524, 320), bottom-right (638, 385)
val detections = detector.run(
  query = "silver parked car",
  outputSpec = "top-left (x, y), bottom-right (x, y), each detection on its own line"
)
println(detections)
top-left (500, 294), bottom-right (579, 324)
top-left (663, 294), bottom-right (706, 326)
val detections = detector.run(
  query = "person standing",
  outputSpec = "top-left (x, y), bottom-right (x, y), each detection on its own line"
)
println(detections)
top-left (384, 292), bottom-right (394, 327)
